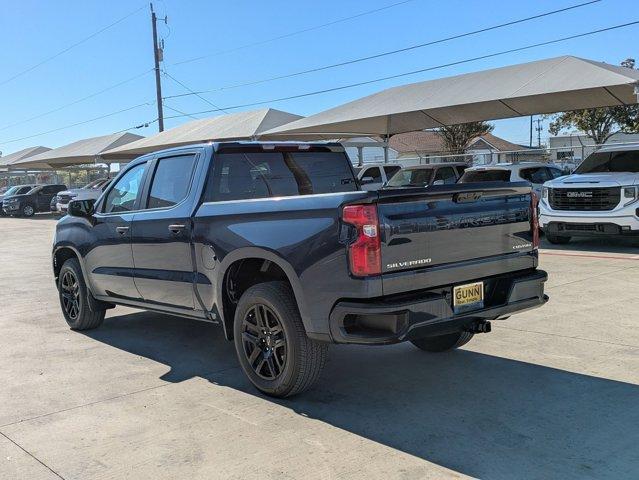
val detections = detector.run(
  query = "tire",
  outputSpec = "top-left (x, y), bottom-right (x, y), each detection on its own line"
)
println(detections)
top-left (22, 204), bottom-right (35, 217)
top-left (233, 281), bottom-right (328, 398)
top-left (546, 234), bottom-right (571, 245)
top-left (411, 331), bottom-right (474, 352)
top-left (58, 258), bottom-right (105, 330)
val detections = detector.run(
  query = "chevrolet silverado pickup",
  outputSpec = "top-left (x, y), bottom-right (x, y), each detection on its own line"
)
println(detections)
top-left (540, 143), bottom-right (639, 243)
top-left (53, 142), bottom-right (548, 397)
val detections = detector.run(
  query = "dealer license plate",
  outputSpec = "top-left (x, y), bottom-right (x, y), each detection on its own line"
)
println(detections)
top-left (453, 281), bottom-right (484, 313)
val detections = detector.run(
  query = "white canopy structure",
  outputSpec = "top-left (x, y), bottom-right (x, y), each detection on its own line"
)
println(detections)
top-left (102, 108), bottom-right (303, 160)
top-left (13, 132), bottom-right (144, 169)
top-left (264, 56), bottom-right (639, 138)
top-left (0, 146), bottom-right (52, 169)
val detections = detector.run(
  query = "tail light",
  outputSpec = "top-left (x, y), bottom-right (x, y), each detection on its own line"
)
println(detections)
top-left (530, 192), bottom-right (540, 249)
top-left (342, 204), bottom-right (381, 277)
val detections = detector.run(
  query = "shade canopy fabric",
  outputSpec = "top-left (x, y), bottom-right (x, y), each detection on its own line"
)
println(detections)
top-left (13, 132), bottom-right (144, 168)
top-left (264, 56), bottom-right (639, 138)
top-left (0, 146), bottom-right (52, 169)
top-left (101, 108), bottom-right (303, 160)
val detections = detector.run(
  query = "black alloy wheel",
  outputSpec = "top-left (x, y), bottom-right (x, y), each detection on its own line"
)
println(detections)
top-left (241, 304), bottom-right (287, 380)
top-left (60, 270), bottom-right (81, 321)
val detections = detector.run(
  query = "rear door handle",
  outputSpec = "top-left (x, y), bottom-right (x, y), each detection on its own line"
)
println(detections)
top-left (116, 226), bottom-right (129, 235)
top-left (168, 224), bottom-right (186, 234)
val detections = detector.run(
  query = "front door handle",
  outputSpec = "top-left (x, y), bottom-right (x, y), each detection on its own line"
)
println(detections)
top-left (116, 226), bottom-right (129, 235)
top-left (168, 224), bottom-right (186, 234)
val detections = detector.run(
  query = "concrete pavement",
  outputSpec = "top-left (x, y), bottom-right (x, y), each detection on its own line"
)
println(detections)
top-left (2, 214), bottom-right (639, 479)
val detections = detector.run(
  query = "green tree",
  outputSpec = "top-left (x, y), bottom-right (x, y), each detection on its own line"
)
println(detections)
top-left (436, 121), bottom-right (494, 154)
top-left (546, 58), bottom-right (639, 144)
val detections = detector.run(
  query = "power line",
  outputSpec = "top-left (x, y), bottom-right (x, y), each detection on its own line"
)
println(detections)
top-left (171, 0), bottom-right (418, 66)
top-left (161, 70), bottom-right (230, 113)
top-left (162, 103), bottom-right (200, 120)
top-left (0, 102), bottom-right (153, 146)
top-left (0, 69), bottom-right (154, 133)
top-left (165, 0), bottom-right (602, 100)
top-left (0, 4), bottom-right (146, 87)
top-left (162, 19), bottom-right (639, 120)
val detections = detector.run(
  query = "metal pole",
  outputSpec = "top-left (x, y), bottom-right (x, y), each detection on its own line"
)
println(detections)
top-left (529, 115), bottom-right (533, 147)
top-left (151, 3), bottom-right (164, 132)
top-left (357, 146), bottom-right (363, 167)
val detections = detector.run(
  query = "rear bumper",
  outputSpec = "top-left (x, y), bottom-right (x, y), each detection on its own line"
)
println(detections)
top-left (328, 269), bottom-right (547, 345)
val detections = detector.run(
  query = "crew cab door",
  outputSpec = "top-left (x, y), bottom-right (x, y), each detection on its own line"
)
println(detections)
top-left (130, 152), bottom-right (200, 310)
top-left (36, 185), bottom-right (61, 211)
top-left (86, 162), bottom-right (148, 300)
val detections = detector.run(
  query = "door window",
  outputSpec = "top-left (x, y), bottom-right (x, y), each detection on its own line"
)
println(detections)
top-left (361, 167), bottom-right (382, 181)
top-left (103, 163), bottom-right (146, 213)
top-left (383, 165), bottom-right (401, 178)
top-left (547, 167), bottom-right (564, 179)
top-left (147, 155), bottom-right (197, 209)
top-left (520, 167), bottom-right (552, 184)
top-left (433, 167), bottom-right (457, 184)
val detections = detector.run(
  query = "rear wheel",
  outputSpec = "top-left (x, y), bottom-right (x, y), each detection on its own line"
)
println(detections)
top-left (58, 258), bottom-right (105, 330)
top-left (22, 204), bottom-right (35, 217)
top-left (411, 331), bottom-right (474, 352)
top-left (233, 281), bottom-right (327, 398)
top-left (546, 234), bottom-right (571, 245)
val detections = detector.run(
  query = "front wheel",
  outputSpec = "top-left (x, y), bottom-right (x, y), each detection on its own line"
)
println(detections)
top-left (58, 258), bottom-right (105, 330)
top-left (411, 331), bottom-right (474, 352)
top-left (233, 282), bottom-right (328, 398)
top-left (546, 234), bottom-right (571, 245)
top-left (21, 204), bottom-right (35, 217)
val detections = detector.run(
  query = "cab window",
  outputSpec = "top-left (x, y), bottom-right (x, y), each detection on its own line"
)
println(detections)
top-left (433, 167), bottom-right (457, 184)
top-left (103, 163), bottom-right (146, 213)
top-left (361, 167), bottom-right (382, 181)
top-left (147, 155), bottom-right (197, 209)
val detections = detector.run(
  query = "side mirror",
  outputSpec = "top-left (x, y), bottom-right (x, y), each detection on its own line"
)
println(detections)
top-left (433, 179), bottom-right (444, 186)
top-left (360, 176), bottom-right (375, 185)
top-left (68, 199), bottom-right (95, 218)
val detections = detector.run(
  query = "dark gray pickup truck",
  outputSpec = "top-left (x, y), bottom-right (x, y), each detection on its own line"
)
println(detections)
top-left (53, 142), bottom-right (547, 397)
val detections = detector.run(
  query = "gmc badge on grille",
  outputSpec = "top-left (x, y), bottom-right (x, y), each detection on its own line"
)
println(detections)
top-left (454, 192), bottom-right (483, 203)
top-left (566, 191), bottom-right (593, 198)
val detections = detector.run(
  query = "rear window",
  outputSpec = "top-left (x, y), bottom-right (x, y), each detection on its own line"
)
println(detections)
top-left (206, 151), bottom-right (357, 202)
top-left (386, 168), bottom-right (434, 187)
top-left (459, 170), bottom-right (511, 183)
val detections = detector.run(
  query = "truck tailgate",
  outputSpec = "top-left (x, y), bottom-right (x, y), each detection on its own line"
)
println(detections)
top-left (377, 182), bottom-right (535, 293)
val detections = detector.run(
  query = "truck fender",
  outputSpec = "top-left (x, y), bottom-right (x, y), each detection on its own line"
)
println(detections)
top-left (215, 247), bottom-right (311, 338)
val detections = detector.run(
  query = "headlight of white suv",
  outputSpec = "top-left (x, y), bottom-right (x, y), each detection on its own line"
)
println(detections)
top-left (623, 186), bottom-right (638, 206)
top-left (542, 186), bottom-right (549, 200)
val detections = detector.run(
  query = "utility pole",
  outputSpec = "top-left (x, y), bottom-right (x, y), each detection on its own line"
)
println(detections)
top-left (529, 115), bottom-right (533, 147)
top-left (535, 118), bottom-right (543, 147)
top-left (150, 3), bottom-right (165, 132)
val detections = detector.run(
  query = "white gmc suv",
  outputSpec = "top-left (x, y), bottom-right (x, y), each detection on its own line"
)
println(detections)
top-left (540, 143), bottom-right (639, 244)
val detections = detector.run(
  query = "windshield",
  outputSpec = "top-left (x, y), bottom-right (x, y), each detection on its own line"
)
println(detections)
top-left (459, 170), bottom-right (511, 183)
top-left (5, 185), bottom-right (33, 195)
top-left (575, 150), bottom-right (639, 174)
top-left (386, 168), bottom-right (434, 187)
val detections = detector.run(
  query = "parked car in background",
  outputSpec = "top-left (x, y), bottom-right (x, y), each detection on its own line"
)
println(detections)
top-left (54, 178), bottom-right (111, 214)
top-left (356, 163), bottom-right (402, 190)
top-left (2, 184), bottom-right (67, 217)
top-left (53, 141), bottom-right (546, 398)
top-left (0, 184), bottom-right (37, 215)
top-left (459, 162), bottom-right (565, 197)
top-left (540, 143), bottom-right (639, 244)
top-left (384, 162), bottom-right (468, 188)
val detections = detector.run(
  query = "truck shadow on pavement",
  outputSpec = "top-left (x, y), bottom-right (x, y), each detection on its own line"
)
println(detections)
top-left (87, 311), bottom-right (639, 479)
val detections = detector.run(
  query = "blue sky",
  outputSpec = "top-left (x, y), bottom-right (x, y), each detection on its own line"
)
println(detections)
top-left (0, 0), bottom-right (637, 155)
